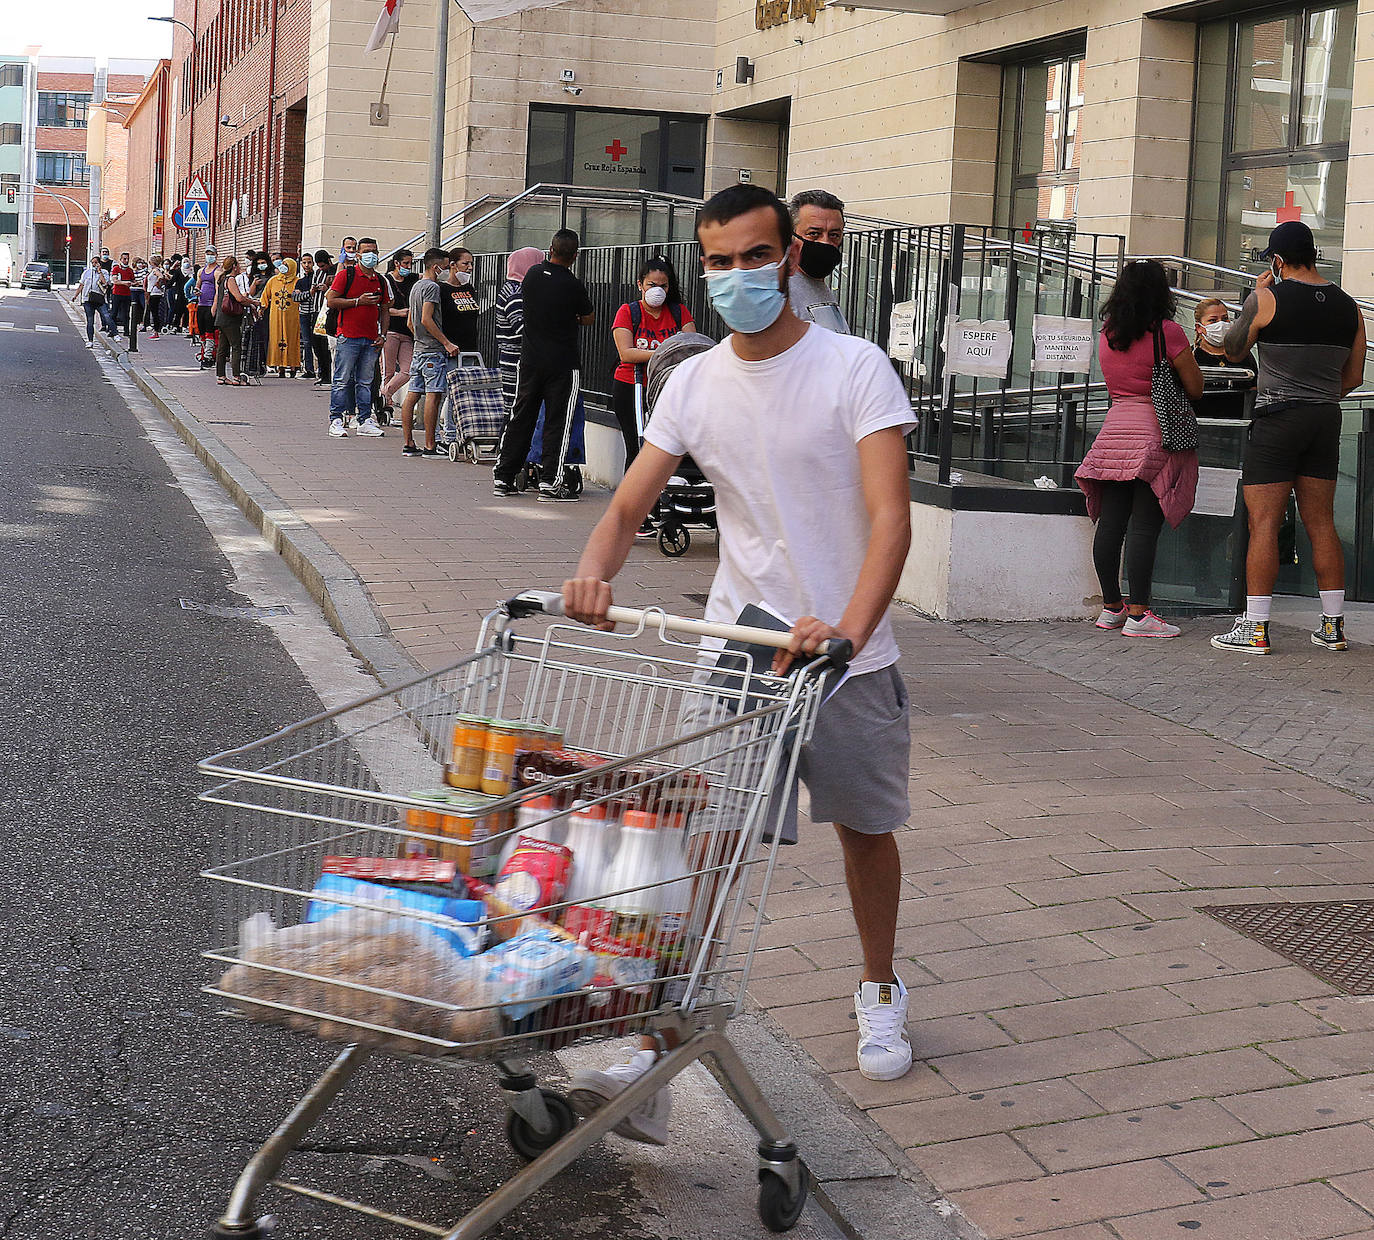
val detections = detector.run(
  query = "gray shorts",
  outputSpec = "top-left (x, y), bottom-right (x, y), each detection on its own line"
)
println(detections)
top-left (680, 664), bottom-right (911, 844)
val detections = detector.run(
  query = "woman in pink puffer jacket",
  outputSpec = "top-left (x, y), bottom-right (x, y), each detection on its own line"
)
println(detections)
top-left (1076, 260), bottom-right (1203, 638)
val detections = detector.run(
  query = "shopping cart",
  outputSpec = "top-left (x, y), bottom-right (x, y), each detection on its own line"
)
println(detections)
top-left (200, 592), bottom-right (848, 1240)
top-left (441, 353), bottom-right (504, 463)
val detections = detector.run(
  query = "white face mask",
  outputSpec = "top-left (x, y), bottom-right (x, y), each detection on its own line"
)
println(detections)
top-left (1203, 320), bottom-right (1229, 346)
top-left (456, 270), bottom-right (472, 286)
top-left (643, 285), bottom-right (668, 308)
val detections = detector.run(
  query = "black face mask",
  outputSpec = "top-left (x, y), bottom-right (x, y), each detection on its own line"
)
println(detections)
top-left (797, 238), bottom-right (842, 280)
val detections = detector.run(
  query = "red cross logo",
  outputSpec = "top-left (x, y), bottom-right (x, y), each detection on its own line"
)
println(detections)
top-left (605, 139), bottom-right (628, 162)
top-left (1022, 221), bottom-right (1033, 242)
top-left (1276, 191), bottom-right (1302, 224)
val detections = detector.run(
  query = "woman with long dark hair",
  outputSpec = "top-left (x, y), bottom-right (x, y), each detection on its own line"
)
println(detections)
top-left (1075, 259), bottom-right (1203, 637)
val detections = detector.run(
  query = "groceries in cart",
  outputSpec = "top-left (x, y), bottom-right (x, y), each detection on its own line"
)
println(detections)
top-left (215, 714), bottom-right (711, 1056)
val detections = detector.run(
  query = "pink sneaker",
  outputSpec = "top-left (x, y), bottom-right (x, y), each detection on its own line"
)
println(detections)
top-left (1095, 604), bottom-right (1128, 629)
top-left (1123, 611), bottom-right (1180, 638)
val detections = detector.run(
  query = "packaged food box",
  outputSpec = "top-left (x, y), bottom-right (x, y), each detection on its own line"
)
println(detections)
top-left (305, 873), bottom-right (488, 958)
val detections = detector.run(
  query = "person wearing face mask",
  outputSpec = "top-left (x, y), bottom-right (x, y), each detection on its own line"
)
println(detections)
top-left (339, 236), bottom-right (358, 267)
top-left (1192, 299), bottom-right (1255, 373)
top-left (495, 247), bottom-right (546, 416)
top-left (400, 248), bottom-right (462, 457)
top-left (195, 246), bottom-right (220, 367)
top-left (492, 229), bottom-right (594, 500)
top-left (611, 257), bottom-right (695, 537)
top-left (381, 249), bottom-right (419, 410)
top-left (144, 256), bottom-right (166, 339)
top-left (441, 247), bottom-right (480, 354)
top-left (292, 253), bottom-right (318, 379)
top-left (561, 187), bottom-right (919, 1136)
top-left (1212, 220), bottom-right (1365, 656)
top-left (310, 249), bottom-right (337, 383)
top-left (324, 236), bottom-right (388, 438)
top-left (238, 252), bottom-right (274, 379)
top-left (261, 256), bottom-right (302, 377)
top-left (788, 188), bottom-right (848, 333)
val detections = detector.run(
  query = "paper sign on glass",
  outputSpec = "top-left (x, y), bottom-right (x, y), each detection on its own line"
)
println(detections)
top-left (888, 301), bottom-right (916, 362)
top-left (944, 318), bottom-right (1013, 379)
top-left (1032, 314), bottom-right (1095, 374)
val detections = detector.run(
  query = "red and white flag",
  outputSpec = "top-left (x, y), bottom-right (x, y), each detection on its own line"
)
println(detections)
top-left (365, 0), bottom-right (403, 53)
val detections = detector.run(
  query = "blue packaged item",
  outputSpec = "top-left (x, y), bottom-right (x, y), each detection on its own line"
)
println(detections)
top-left (475, 927), bottom-right (595, 1020)
top-left (305, 874), bottom-right (488, 958)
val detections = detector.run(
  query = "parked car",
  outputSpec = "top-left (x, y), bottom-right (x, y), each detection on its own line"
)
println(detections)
top-left (20, 261), bottom-right (52, 291)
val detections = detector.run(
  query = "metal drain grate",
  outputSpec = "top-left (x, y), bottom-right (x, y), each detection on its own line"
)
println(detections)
top-left (180, 599), bottom-right (294, 619)
top-left (1198, 900), bottom-right (1374, 995)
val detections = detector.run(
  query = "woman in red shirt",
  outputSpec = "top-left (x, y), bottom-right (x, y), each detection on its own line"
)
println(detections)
top-left (1075, 260), bottom-right (1203, 638)
top-left (610, 256), bottom-right (694, 472)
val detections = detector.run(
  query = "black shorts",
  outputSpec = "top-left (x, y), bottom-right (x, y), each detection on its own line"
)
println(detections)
top-left (196, 305), bottom-right (215, 336)
top-left (1242, 403), bottom-right (1342, 485)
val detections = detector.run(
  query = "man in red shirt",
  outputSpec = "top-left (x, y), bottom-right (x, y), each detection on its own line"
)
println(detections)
top-left (324, 236), bottom-right (387, 439)
top-left (110, 252), bottom-right (135, 345)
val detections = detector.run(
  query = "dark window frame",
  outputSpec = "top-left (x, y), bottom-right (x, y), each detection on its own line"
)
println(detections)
top-left (0, 62), bottom-right (24, 89)
top-left (524, 103), bottom-right (708, 197)
top-left (36, 150), bottom-right (91, 186)
top-left (994, 46), bottom-right (1088, 230)
top-left (37, 90), bottom-right (91, 128)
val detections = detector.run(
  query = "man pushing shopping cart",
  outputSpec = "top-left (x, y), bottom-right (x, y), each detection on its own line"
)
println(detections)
top-left (562, 183), bottom-right (918, 1143)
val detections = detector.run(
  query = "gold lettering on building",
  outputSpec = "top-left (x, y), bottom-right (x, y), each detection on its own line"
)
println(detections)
top-left (755, 0), bottom-right (824, 31)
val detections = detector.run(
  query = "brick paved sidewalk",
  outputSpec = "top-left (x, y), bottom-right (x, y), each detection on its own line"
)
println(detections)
top-left (130, 329), bottom-right (1374, 1239)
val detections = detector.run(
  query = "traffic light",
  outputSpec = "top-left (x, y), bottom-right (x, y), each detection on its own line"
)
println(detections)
top-left (4, 186), bottom-right (13, 204)
top-left (65, 234), bottom-right (72, 244)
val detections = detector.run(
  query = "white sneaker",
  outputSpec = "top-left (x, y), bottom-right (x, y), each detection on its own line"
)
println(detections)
top-left (1095, 604), bottom-right (1128, 629)
top-left (328, 420), bottom-right (348, 438)
top-left (856, 977), bottom-right (912, 1081)
top-left (568, 1049), bottom-right (671, 1145)
top-left (344, 416), bottom-right (357, 430)
top-left (1122, 611), bottom-right (1181, 639)
top-left (355, 419), bottom-right (384, 437)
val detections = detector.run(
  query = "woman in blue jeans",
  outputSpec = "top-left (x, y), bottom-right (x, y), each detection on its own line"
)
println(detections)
top-left (70, 257), bottom-right (109, 345)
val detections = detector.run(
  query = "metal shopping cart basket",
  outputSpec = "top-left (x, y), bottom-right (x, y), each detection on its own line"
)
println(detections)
top-left (200, 591), bottom-right (848, 1240)
top-left (440, 353), bottom-right (505, 463)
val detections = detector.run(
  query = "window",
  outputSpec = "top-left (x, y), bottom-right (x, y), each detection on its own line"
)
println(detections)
top-left (0, 62), bottom-right (24, 88)
top-left (525, 105), bottom-right (707, 197)
top-left (38, 91), bottom-right (91, 128)
top-left (0, 123), bottom-right (21, 145)
top-left (1189, 3), bottom-right (1354, 278)
top-left (0, 212), bottom-right (17, 235)
top-left (995, 51), bottom-right (1086, 230)
top-left (37, 151), bottom-right (90, 185)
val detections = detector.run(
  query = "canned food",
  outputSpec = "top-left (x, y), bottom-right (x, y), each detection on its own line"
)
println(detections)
top-left (405, 790), bottom-right (505, 877)
top-left (481, 721), bottom-right (523, 795)
top-left (445, 714), bottom-right (489, 790)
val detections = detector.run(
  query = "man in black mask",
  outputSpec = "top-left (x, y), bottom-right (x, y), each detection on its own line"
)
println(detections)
top-left (788, 188), bottom-right (848, 333)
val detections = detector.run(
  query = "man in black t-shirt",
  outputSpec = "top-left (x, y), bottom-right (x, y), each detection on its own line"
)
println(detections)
top-left (493, 229), bottom-right (594, 500)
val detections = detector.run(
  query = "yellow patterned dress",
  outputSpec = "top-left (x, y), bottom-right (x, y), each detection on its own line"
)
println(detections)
top-left (260, 258), bottom-right (302, 370)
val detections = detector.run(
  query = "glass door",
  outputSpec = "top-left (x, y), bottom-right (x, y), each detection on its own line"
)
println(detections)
top-left (996, 53), bottom-right (1086, 232)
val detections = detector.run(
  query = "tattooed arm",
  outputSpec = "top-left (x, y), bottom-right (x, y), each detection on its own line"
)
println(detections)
top-left (1224, 283), bottom-right (1274, 363)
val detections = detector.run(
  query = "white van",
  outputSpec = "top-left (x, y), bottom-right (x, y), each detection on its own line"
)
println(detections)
top-left (0, 243), bottom-right (13, 287)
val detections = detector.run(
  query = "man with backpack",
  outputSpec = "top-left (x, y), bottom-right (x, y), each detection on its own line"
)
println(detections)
top-left (324, 236), bottom-right (388, 439)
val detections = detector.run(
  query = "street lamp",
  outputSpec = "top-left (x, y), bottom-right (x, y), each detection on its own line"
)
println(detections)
top-left (147, 15), bottom-right (196, 36)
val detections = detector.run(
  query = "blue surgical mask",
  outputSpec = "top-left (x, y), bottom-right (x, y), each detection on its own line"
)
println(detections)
top-left (275, 260), bottom-right (288, 274)
top-left (359, 252), bottom-right (379, 270)
top-left (704, 260), bottom-right (787, 334)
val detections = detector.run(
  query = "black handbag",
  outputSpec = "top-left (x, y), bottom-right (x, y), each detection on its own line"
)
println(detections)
top-left (1151, 325), bottom-right (1199, 452)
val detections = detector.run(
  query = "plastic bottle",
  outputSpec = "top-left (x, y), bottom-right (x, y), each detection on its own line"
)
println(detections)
top-left (655, 814), bottom-right (693, 948)
top-left (562, 799), bottom-right (620, 908)
top-left (593, 809), bottom-right (663, 936)
top-left (495, 794), bottom-right (568, 875)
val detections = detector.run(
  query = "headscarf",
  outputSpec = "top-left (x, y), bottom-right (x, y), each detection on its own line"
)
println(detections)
top-left (506, 247), bottom-right (545, 282)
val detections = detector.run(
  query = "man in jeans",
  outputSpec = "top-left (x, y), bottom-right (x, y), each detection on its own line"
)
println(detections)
top-left (561, 185), bottom-right (916, 1144)
top-left (492, 228), bottom-right (594, 501)
top-left (399, 248), bottom-right (461, 457)
top-left (324, 236), bottom-right (387, 439)
top-left (1212, 220), bottom-right (1366, 655)
top-left (109, 252), bottom-right (135, 342)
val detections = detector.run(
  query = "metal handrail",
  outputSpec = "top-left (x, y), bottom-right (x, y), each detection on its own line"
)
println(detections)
top-left (1133, 252), bottom-right (1374, 316)
top-left (382, 191), bottom-right (503, 260)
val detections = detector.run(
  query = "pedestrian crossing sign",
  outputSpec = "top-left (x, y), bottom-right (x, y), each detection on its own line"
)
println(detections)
top-left (182, 199), bottom-right (210, 229)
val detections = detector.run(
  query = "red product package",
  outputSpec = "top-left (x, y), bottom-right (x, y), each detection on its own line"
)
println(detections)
top-left (564, 905), bottom-right (659, 1021)
top-left (322, 855), bottom-right (458, 885)
top-left (494, 836), bottom-right (573, 914)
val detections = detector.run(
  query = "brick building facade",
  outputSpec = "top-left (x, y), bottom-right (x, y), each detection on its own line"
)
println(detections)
top-left (103, 62), bottom-right (172, 260)
top-left (167, 0), bottom-right (310, 261)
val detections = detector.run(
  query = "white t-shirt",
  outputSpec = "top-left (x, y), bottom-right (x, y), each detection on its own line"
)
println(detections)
top-left (645, 324), bottom-right (915, 678)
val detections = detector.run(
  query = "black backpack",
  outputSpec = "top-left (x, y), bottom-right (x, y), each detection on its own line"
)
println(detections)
top-left (628, 299), bottom-right (684, 339)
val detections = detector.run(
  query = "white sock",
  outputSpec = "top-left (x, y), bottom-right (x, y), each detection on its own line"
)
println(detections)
top-left (1246, 596), bottom-right (1272, 623)
top-left (1319, 590), bottom-right (1345, 618)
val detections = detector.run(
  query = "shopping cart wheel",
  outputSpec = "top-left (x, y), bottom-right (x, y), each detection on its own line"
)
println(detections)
top-left (210, 1215), bottom-right (276, 1239)
top-left (758, 1163), bottom-right (809, 1233)
top-left (465, 441), bottom-right (482, 464)
top-left (447, 441), bottom-right (460, 462)
top-left (505, 1090), bottom-right (576, 1161)
top-left (658, 523), bottom-right (690, 557)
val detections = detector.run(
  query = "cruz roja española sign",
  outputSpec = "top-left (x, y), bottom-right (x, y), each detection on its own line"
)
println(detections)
top-left (756, 0), bottom-right (824, 30)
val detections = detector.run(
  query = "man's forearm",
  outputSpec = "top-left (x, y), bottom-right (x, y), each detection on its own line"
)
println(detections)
top-left (575, 506), bottom-right (638, 585)
top-left (1224, 294), bottom-right (1260, 362)
top-left (837, 508), bottom-right (911, 654)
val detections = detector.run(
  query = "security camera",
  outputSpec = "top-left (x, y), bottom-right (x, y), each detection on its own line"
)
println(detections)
top-left (563, 85), bottom-right (582, 96)
top-left (220, 114), bottom-right (232, 126)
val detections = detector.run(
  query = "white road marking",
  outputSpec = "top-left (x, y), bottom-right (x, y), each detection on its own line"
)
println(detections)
top-left (35, 324), bottom-right (59, 333)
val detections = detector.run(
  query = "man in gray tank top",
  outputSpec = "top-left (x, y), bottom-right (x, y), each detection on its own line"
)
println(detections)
top-left (1211, 221), bottom-right (1366, 656)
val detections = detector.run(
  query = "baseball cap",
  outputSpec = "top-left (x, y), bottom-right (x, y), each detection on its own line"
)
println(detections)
top-left (1261, 220), bottom-right (1315, 261)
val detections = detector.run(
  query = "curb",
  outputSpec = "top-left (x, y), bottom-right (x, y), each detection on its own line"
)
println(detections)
top-left (69, 301), bottom-right (972, 1240)
top-left (70, 303), bottom-right (420, 687)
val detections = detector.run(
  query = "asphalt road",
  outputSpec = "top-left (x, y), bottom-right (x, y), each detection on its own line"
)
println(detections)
top-left (0, 289), bottom-right (667, 1240)
top-left (0, 289), bottom-right (849, 1240)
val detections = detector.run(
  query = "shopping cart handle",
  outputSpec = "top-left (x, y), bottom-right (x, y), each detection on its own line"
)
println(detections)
top-left (503, 591), bottom-right (853, 669)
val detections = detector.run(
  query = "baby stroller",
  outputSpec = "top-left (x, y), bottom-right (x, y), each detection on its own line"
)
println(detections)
top-left (440, 353), bottom-right (505, 463)
top-left (643, 331), bottom-right (717, 557)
